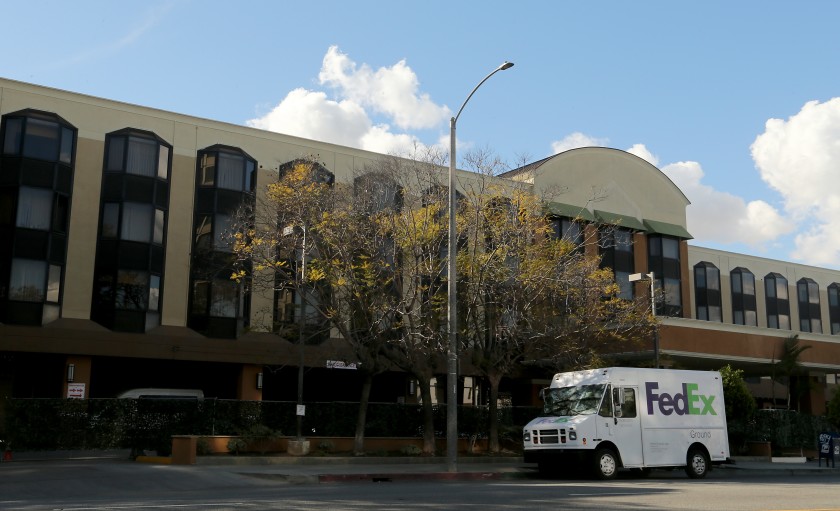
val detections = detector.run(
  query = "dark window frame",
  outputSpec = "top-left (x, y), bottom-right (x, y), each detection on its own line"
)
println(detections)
top-left (694, 261), bottom-right (722, 322)
top-left (731, 267), bottom-right (757, 326)
top-left (797, 277), bottom-right (822, 333)
top-left (765, 272), bottom-right (790, 330)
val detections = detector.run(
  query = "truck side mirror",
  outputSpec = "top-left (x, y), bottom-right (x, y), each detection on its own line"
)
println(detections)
top-left (539, 387), bottom-right (548, 400)
top-left (613, 387), bottom-right (624, 420)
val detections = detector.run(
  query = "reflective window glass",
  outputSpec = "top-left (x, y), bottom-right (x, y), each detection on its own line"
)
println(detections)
top-left (22, 118), bottom-right (59, 160)
top-left (46, 264), bottom-right (61, 303)
top-left (214, 213), bottom-right (232, 251)
top-left (107, 137), bottom-right (125, 171)
top-left (217, 153), bottom-right (244, 191)
top-left (116, 270), bottom-right (149, 310)
top-left (60, 127), bottom-right (74, 164)
top-left (102, 203), bottom-right (120, 238)
top-left (153, 209), bottom-right (164, 244)
top-left (9, 258), bottom-right (46, 301)
top-left (157, 145), bottom-right (169, 180)
top-left (121, 202), bottom-right (152, 242)
top-left (126, 137), bottom-right (157, 177)
top-left (149, 275), bottom-right (160, 311)
top-left (3, 118), bottom-right (22, 155)
top-left (16, 187), bottom-right (52, 230)
top-left (210, 279), bottom-right (237, 317)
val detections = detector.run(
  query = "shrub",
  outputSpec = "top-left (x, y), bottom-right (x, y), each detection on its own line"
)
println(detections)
top-left (240, 424), bottom-right (282, 454)
top-left (317, 440), bottom-right (335, 452)
top-left (196, 437), bottom-right (212, 455)
top-left (226, 437), bottom-right (247, 455)
top-left (399, 444), bottom-right (422, 456)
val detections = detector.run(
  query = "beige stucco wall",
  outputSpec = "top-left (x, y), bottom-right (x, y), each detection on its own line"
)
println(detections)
top-left (527, 147), bottom-right (690, 227)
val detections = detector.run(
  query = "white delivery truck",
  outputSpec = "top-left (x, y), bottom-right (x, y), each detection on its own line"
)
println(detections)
top-left (523, 367), bottom-right (729, 479)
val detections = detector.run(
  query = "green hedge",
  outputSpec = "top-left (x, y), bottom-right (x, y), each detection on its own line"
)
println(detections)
top-left (729, 409), bottom-right (834, 453)
top-left (3, 398), bottom-right (542, 453)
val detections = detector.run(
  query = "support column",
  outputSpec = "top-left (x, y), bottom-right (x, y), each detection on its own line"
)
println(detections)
top-left (237, 364), bottom-right (263, 401)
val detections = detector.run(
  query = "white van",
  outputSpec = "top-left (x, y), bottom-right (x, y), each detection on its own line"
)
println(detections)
top-left (523, 367), bottom-right (729, 479)
top-left (117, 388), bottom-right (204, 400)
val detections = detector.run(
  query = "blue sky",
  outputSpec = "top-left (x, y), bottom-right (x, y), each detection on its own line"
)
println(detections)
top-left (4, 1), bottom-right (840, 268)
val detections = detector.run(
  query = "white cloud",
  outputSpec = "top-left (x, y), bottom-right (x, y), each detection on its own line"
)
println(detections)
top-left (247, 88), bottom-right (371, 147)
top-left (662, 161), bottom-right (794, 248)
top-left (625, 143), bottom-right (659, 166)
top-left (247, 47), bottom-right (442, 155)
top-left (751, 97), bottom-right (840, 265)
top-left (318, 46), bottom-right (450, 130)
top-left (551, 132), bottom-right (609, 154)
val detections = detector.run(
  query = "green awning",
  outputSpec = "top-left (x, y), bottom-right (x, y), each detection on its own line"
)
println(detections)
top-left (642, 219), bottom-right (693, 239)
top-left (545, 202), bottom-right (596, 222)
top-left (594, 210), bottom-right (647, 231)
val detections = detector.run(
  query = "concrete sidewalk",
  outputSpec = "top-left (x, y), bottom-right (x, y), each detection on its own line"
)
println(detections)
top-left (5, 450), bottom-right (840, 483)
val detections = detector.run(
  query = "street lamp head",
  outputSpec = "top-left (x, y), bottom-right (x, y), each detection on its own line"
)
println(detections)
top-left (499, 61), bottom-right (514, 70)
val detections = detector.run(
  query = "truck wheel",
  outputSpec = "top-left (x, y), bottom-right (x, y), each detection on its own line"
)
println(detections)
top-left (593, 448), bottom-right (619, 480)
top-left (685, 448), bottom-right (709, 479)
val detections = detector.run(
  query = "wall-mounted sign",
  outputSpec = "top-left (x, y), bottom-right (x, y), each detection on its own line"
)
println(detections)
top-left (326, 360), bottom-right (358, 370)
top-left (67, 383), bottom-right (86, 399)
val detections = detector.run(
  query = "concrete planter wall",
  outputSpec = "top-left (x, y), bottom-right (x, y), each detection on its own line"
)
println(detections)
top-left (196, 436), bottom-right (492, 455)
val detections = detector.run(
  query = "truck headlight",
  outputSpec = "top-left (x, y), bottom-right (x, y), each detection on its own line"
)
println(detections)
top-left (523, 431), bottom-right (531, 442)
top-left (569, 429), bottom-right (577, 441)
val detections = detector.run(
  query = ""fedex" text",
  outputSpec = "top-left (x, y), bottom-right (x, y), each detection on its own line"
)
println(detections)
top-left (645, 382), bottom-right (717, 416)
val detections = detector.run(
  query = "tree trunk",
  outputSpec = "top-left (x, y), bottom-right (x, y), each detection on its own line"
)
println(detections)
top-left (487, 373), bottom-right (502, 453)
top-left (418, 377), bottom-right (436, 455)
top-left (353, 371), bottom-right (374, 455)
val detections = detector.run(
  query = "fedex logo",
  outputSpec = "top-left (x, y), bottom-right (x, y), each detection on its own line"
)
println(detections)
top-left (645, 382), bottom-right (717, 416)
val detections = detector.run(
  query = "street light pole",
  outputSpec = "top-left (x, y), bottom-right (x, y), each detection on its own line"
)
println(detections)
top-left (297, 225), bottom-right (307, 440)
top-left (447, 61), bottom-right (514, 473)
top-left (629, 271), bottom-right (657, 367)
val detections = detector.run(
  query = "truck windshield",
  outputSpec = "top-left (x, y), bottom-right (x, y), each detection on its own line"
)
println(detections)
top-left (542, 384), bottom-right (606, 416)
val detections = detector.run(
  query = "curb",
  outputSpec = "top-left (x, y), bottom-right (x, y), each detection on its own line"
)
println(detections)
top-left (318, 471), bottom-right (510, 483)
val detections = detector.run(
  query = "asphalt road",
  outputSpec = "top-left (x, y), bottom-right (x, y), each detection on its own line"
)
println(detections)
top-left (3, 459), bottom-right (840, 511)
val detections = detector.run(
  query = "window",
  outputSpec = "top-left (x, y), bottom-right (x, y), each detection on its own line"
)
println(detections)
top-left (648, 235), bottom-right (682, 316)
top-left (765, 273), bottom-right (790, 330)
top-left (106, 132), bottom-right (170, 181)
top-left (194, 215), bottom-right (212, 251)
top-left (9, 259), bottom-right (46, 301)
top-left (153, 209), bottom-right (165, 244)
top-left (600, 228), bottom-right (635, 299)
top-left (797, 278), bottom-right (822, 333)
top-left (3, 118), bottom-right (22, 155)
top-left (157, 145), bottom-right (169, 180)
top-left (354, 173), bottom-right (403, 213)
top-left (731, 267), bottom-right (757, 326)
top-left (214, 213), bottom-right (232, 251)
top-left (16, 187), bottom-right (52, 230)
top-left (694, 262), bottom-right (721, 321)
top-left (115, 270), bottom-right (149, 310)
top-left (551, 217), bottom-right (582, 246)
top-left (210, 279), bottom-right (238, 317)
top-left (102, 203), bottom-right (120, 238)
top-left (22, 118), bottom-right (60, 161)
top-left (46, 265), bottom-right (61, 303)
top-left (2, 111), bottom-right (75, 163)
top-left (829, 283), bottom-right (840, 335)
top-left (149, 275), bottom-right (161, 312)
top-left (192, 280), bottom-right (210, 314)
top-left (121, 202), bottom-right (153, 242)
top-left (126, 137), bottom-right (158, 177)
top-left (217, 153), bottom-right (245, 191)
top-left (52, 194), bottom-right (69, 233)
top-left (198, 147), bottom-right (256, 192)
